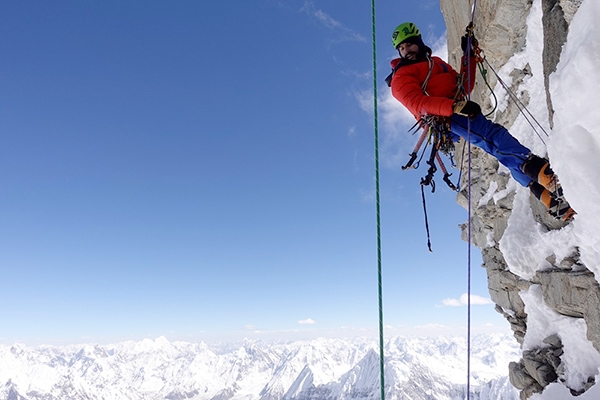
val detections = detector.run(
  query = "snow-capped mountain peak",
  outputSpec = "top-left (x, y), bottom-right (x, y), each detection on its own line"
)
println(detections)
top-left (0, 334), bottom-right (520, 400)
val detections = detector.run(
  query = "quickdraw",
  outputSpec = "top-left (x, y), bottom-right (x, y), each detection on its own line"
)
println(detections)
top-left (455, 23), bottom-right (485, 104)
top-left (403, 115), bottom-right (459, 193)
top-left (464, 22), bottom-right (484, 63)
top-left (403, 115), bottom-right (460, 252)
top-left (402, 115), bottom-right (460, 252)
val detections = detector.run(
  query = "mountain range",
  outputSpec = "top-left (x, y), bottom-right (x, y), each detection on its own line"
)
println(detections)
top-left (0, 334), bottom-right (520, 399)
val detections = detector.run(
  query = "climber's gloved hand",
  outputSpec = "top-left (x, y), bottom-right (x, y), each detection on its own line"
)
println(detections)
top-left (453, 100), bottom-right (481, 119)
top-left (461, 35), bottom-right (478, 54)
top-left (461, 22), bottom-right (478, 55)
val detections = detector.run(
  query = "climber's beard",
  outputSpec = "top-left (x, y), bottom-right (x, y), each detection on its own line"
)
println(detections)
top-left (404, 51), bottom-right (417, 60)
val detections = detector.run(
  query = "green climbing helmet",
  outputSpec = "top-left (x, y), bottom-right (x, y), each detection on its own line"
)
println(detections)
top-left (391, 22), bottom-right (421, 49)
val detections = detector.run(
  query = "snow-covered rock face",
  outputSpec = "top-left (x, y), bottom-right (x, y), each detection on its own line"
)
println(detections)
top-left (0, 335), bottom-right (520, 400)
top-left (440, 0), bottom-right (600, 398)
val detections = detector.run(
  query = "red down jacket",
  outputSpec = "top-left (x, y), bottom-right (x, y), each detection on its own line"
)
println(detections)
top-left (390, 54), bottom-right (477, 119)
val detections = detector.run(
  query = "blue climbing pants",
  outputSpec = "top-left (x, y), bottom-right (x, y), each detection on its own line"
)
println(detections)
top-left (450, 113), bottom-right (532, 187)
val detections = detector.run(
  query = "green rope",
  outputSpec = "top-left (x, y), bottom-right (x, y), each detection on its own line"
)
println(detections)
top-left (370, 1), bottom-right (385, 399)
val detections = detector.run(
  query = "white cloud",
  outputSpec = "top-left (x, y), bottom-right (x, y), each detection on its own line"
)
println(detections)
top-left (414, 323), bottom-right (450, 330)
top-left (442, 298), bottom-right (463, 307)
top-left (347, 125), bottom-right (357, 138)
top-left (244, 325), bottom-right (260, 332)
top-left (301, 2), bottom-right (366, 43)
top-left (429, 31), bottom-right (449, 60)
top-left (298, 318), bottom-right (316, 325)
top-left (355, 87), bottom-right (420, 168)
top-left (440, 293), bottom-right (493, 307)
top-left (313, 9), bottom-right (341, 29)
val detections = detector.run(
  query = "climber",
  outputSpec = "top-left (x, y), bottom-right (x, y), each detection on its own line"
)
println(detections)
top-left (386, 22), bottom-right (575, 221)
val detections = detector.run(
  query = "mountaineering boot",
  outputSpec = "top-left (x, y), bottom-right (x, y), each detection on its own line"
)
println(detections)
top-left (529, 182), bottom-right (576, 221)
top-left (522, 154), bottom-right (560, 193)
top-left (523, 154), bottom-right (575, 221)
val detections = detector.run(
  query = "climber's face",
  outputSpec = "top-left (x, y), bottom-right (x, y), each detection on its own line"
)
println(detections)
top-left (398, 42), bottom-right (419, 60)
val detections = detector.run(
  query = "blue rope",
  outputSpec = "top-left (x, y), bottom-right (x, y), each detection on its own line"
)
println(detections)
top-left (466, 1), bottom-right (478, 399)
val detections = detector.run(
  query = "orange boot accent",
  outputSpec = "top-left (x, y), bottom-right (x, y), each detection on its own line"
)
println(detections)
top-left (538, 187), bottom-right (553, 209)
top-left (537, 162), bottom-right (560, 193)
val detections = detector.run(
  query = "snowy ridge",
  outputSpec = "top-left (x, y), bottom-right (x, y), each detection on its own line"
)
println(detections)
top-left (0, 334), bottom-right (519, 400)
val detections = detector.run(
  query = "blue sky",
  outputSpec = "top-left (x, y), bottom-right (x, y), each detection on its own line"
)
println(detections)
top-left (0, 1), bottom-right (508, 345)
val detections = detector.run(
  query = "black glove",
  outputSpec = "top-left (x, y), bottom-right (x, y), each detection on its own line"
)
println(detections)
top-left (453, 100), bottom-right (481, 119)
top-left (461, 21), bottom-right (478, 54)
top-left (461, 35), bottom-right (478, 54)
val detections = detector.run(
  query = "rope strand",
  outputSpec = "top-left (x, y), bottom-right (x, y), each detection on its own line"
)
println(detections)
top-left (370, 1), bottom-right (386, 399)
top-left (483, 58), bottom-right (550, 144)
top-left (466, 1), bottom-right (478, 398)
